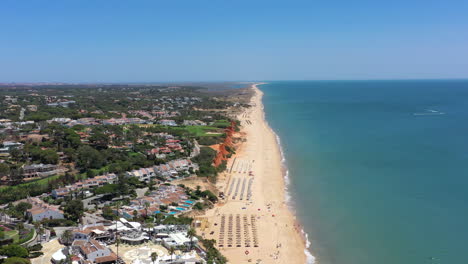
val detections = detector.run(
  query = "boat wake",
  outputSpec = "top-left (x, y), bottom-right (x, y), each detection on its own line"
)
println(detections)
top-left (413, 109), bottom-right (445, 116)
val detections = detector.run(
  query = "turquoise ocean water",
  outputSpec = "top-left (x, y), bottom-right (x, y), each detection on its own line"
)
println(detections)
top-left (261, 80), bottom-right (468, 264)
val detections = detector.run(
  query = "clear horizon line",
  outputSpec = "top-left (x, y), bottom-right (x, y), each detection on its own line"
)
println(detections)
top-left (1, 77), bottom-right (468, 85)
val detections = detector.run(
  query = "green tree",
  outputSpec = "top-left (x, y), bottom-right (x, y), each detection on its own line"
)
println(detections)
top-left (202, 190), bottom-right (218, 203)
top-left (76, 145), bottom-right (104, 171)
top-left (0, 163), bottom-right (10, 177)
top-left (64, 129), bottom-right (81, 149)
top-left (89, 132), bottom-right (110, 150)
top-left (63, 199), bottom-right (84, 222)
top-left (143, 201), bottom-right (150, 218)
top-left (60, 230), bottom-right (73, 245)
top-left (63, 148), bottom-right (77, 163)
top-left (102, 206), bottom-right (115, 220)
top-left (0, 244), bottom-right (29, 258)
top-left (154, 213), bottom-right (165, 224)
top-left (151, 252), bottom-right (158, 264)
top-left (3, 257), bottom-right (31, 264)
top-left (187, 228), bottom-right (196, 250)
top-left (193, 202), bottom-right (204, 210)
top-left (39, 149), bottom-right (59, 164)
top-left (169, 246), bottom-right (175, 261)
top-left (115, 237), bottom-right (121, 261)
top-left (17, 223), bottom-right (24, 232)
top-left (195, 186), bottom-right (202, 196)
top-left (15, 202), bottom-right (32, 214)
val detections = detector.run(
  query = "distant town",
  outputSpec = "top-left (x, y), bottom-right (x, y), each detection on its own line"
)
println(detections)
top-left (0, 83), bottom-right (252, 264)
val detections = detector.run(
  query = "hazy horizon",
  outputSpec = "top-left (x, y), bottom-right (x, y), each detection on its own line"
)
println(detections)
top-left (2, 79), bottom-right (468, 85)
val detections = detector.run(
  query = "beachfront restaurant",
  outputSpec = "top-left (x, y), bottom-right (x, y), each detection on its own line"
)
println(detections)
top-left (120, 230), bottom-right (150, 245)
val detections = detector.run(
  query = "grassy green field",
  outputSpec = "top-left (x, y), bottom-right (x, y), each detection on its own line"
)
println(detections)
top-left (212, 120), bottom-right (231, 128)
top-left (139, 124), bottom-right (224, 137)
top-left (76, 165), bottom-right (110, 180)
top-left (181, 125), bottom-right (223, 137)
top-left (0, 174), bottom-right (62, 191)
top-left (5, 230), bottom-right (19, 242)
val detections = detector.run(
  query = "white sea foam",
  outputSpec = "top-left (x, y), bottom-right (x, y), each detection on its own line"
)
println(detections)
top-left (259, 83), bottom-right (316, 263)
top-left (272, 126), bottom-right (316, 264)
top-left (303, 229), bottom-right (317, 264)
top-left (274, 132), bottom-right (292, 203)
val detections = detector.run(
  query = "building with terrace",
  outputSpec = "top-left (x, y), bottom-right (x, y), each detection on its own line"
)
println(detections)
top-left (26, 197), bottom-right (64, 221)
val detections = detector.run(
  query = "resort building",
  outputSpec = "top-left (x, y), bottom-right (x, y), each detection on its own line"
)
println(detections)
top-left (22, 163), bottom-right (60, 180)
top-left (159, 119), bottom-right (178, 126)
top-left (47, 100), bottom-right (76, 107)
top-left (183, 120), bottom-right (207, 126)
top-left (119, 185), bottom-right (194, 218)
top-left (126, 158), bottom-right (198, 182)
top-left (51, 173), bottom-right (117, 198)
top-left (51, 247), bottom-right (68, 264)
top-left (162, 232), bottom-right (199, 248)
top-left (1, 141), bottom-right (23, 149)
top-left (72, 239), bottom-right (118, 264)
top-left (72, 225), bottom-right (108, 241)
top-left (26, 197), bottom-right (64, 221)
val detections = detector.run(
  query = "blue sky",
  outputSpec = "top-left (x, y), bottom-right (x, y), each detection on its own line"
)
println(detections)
top-left (1, 0), bottom-right (467, 82)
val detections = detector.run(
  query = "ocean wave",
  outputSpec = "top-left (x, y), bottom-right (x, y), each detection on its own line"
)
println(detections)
top-left (303, 229), bottom-right (316, 264)
top-left (260, 84), bottom-right (316, 264)
top-left (272, 126), bottom-right (316, 264)
top-left (274, 133), bottom-right (292, 203)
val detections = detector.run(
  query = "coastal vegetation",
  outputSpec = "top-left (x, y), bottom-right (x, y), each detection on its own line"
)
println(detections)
top-left (0, 83), bottom-right (249, 263)
top-left (200, 238), bottom-right (228, 264)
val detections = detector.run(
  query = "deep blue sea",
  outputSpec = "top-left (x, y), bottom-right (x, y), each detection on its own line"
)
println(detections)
top-left (261, 80), bottom-right (468, 264)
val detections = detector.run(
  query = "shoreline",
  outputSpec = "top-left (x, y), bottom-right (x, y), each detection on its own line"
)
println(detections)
top-left (255, 83), bottom-right (316, 264)
top-left (197, 83), bottom-right (311, 264)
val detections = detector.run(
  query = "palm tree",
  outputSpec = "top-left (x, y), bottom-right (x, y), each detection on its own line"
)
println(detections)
top-left (61, 230), bottom-right (73, 245)
top-left (37, 228), bottom-right (44, 242)
top-left (144, 201), bottom-right (150, 219)
top-left (187, 228), bottom-right (196, 250)
top-left (179, 245), bottom-right (187, 253)
top-left (17, 222), bottom-right (24, 232)
top-left (113, 214), bottom-right (121, 261)
top-left (146, 222), bottom-right (154, 237)
top-left (116, 237), bottom-right (121, 261)
top-left (150, 252), bottom-right (158, 264)
top-left (169, 246), bottom-right (175, 261)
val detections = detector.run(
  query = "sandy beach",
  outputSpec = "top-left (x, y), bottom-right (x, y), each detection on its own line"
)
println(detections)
top-left (197, 83), bottom-right (308, 264)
